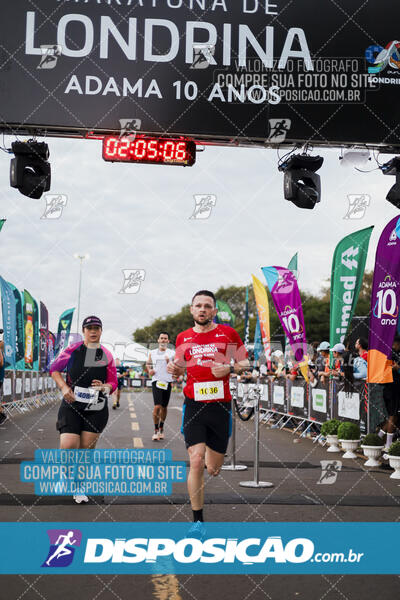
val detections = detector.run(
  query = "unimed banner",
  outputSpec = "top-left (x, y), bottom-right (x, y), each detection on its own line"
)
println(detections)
top-left (368, 216), bottom-right (400, 383)
top-left (1, 1), bottom-right (400, 148)
top-left (262, 266), bottom-right (308, 380)
top-left (330, 227), bottom-right (373, 351)
top-left (215, 299), bottom-right (235, 326)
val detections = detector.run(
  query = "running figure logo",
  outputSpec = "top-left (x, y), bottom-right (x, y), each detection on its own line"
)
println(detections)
top-left (344, 195), bottom-right (370, 220)
top-left (41, 194), bottom-right (68, 219)
top-left (37, 45), bottom-right (62, 69)
top-left (119, 119), bottom-right (142, 140)
top-left (189, 195), bottom-right (217, 220)
top-left (191, 45), bottom-right (216, 69)
top-left (317, 460), bottom-right (342, 485)
top-left (119, 269), bottom-right (146, 294)
top-left (267, 119), bottom-right (291, 143)
top-left (42, 529), bottom-right (82, 567)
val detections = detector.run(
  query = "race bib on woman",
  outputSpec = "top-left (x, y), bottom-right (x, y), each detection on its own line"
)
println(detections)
top-left (74, 386), bottom-right (105, 411)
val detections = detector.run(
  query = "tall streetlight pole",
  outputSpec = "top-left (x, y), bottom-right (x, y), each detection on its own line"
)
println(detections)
top-left (73, 253), bottom-right (90, 333)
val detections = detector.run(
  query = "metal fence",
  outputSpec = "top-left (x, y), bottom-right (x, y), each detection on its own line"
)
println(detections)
top-left (1, 371), bottom-right (59, 416)
top-left (237, 377), bottom-right (384, 436)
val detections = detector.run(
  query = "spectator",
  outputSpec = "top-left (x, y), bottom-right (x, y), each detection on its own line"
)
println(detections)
top-left (355, 337), bottom-right (368, 361)
top-left (270, 350), bottom-right (285, 379)
top-left (316, 341), bottom-right (330, 384)
top-left (329, 343), bottom-right (346, 377)
top-left (353, 340), bottom-right (368, 380)
top-left (378, 336), bottom-right (400, 451)
top-left (342, 350), bottom-right (356, 395)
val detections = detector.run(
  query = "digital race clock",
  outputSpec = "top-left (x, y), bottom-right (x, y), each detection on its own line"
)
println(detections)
top-left (102, 136), bottom-right (196, 167)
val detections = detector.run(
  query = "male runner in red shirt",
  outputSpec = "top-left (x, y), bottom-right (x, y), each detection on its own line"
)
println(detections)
top-left (168, 290), bottom-right (249, 535)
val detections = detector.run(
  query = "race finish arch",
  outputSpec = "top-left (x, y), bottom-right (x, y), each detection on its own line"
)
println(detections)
top-left (0, 0), bottom-right (399, 151)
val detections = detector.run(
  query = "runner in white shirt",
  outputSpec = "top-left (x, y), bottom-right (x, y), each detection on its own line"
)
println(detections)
top-left (146, 332), bottom-right (175, 441)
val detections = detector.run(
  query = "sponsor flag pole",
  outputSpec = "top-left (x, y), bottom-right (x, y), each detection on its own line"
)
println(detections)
top-left (215, 299), bottom-right (236, 327)
top-left (368, 217), bottom-right (400, 383)
top-left (262, 266), bottom-right (309, 382)
top-left (243, 286), bottom-right (250, 350)
top-left (55, 308), bottom-right (75, 356)
top-left (251, 275), bottom-right (271, 369)
top-left (222, 294), bottom-right (248, 472)
top-left (240, 278), bottom-right (274, 489)
top-left (0, 276), bottom-right (16, 370)
top-left (329, 227), bottom-right (373, 365)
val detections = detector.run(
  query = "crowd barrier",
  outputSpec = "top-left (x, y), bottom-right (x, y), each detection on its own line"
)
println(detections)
top-left (1, 370), bottom-right (59, 416)
top-left (237, 377), bottom-right (384, 436)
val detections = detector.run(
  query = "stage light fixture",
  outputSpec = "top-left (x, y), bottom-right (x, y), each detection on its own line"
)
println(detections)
top-left (380, 156), bottom-right (400, 209)
top-left (278, 153), bottom-right (324, 209)
top-left (10, 140), bottom-right (51, 199)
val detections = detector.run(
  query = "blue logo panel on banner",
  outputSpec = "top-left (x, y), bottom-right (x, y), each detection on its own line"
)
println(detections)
top-left (0, 522), bottom-right (398, 574)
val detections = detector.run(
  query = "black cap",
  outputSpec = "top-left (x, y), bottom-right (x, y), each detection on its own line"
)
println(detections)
top-left (82, 315), bottom-right (102, 329)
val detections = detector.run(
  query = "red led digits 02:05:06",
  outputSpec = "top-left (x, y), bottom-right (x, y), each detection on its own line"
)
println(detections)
top-left (102, 136), bottom-right (196, 167)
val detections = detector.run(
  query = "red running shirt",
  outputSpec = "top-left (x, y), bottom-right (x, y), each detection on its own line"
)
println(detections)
top-left (175, 325), bottom-right (247, 402)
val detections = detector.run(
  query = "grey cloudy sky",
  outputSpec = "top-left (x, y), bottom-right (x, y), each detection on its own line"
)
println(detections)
top-left (0, 134), bottom-right (397, 344)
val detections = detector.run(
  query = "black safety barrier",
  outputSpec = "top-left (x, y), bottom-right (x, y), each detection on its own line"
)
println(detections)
top-left (129, 378), bottom-right (143, 389)
top-left (256, 376), bottom-right (377, 433)
top-left (287, 378), bottom-right (309, 420)
top-left (308, 380), bottom-right (330, 424)
top-left (270, 378), bottom-right (289, 415)
top-left (331, 378), bottom-right (369, 434)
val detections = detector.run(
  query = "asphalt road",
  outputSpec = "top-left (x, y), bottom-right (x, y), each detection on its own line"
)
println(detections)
top-left (0, 390), bottom-right (399, 599)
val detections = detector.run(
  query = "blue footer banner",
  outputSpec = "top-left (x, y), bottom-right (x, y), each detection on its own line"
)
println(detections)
top-left (0, 522), bottom-right (398, 574)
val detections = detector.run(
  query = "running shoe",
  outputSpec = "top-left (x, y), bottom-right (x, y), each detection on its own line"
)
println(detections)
top-left (158, 431), bottom-right (164, 440)
top-left (152, 432), bottom-right (159, 441)
top-left (186, 521), bottom-right (206, 541)
top-left (0, 412), bottom-right (7, 425)
top-left (73, 494), bottom-right (89, 504)
top-left (112, 405), bottom-right (116, 410)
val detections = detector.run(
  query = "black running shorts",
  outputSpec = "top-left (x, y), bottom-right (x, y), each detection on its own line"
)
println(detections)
top-left (181, 397), bottom-right (232, 454)
top-left (152, 381), bottom-right (172, 407)
top-left (56, 400), bottom-right (109, 435)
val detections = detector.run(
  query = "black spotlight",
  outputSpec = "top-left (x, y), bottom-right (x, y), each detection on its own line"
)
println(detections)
top-left (380, 157), bottom-right (400, 209)
top-left (278, 153), bottom-right (324, 209)
top-left (10, 140), bottom-right (51, 199)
